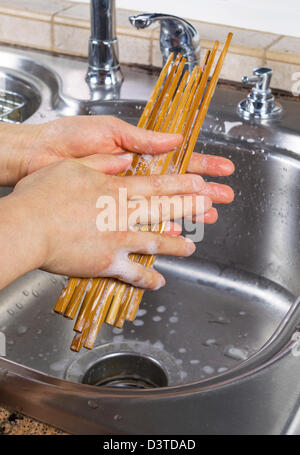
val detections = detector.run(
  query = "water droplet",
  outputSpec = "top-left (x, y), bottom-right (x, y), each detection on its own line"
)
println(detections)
top-left (156, 305), bottom-right (166, 313)
top-left (169, 316), bottom-right (178, 323)
top-left (17, 326), bottom-right (28, 335)
top-left (16, 303), bottom-right (23, 309)
top-left (133, 319), bottom-right (144, 326)
top-left (203, 338), bottom-right (217, 347)
top-left (224, 345), bottom-right (248, 361)
top-left (136, 309), bottom-right (147, 317)
top-left (152, 315), bottom-right (161, 322)
top-left (114, 414), bottom-right (123, 421)
top-left (88, 399), bottom-right (99, 409)
top-left (32, 290), bottom-right (39, 297)
top-left (153, 340), bottom-right (164, 350)
top-left (203, 365), bottom-right (215, 375)
top-left (7, 309), bottom-right (14, 316)
top-left (217, 367), bottom-right (228, 373)
top-left (22, 290), bottom-right (29, 296)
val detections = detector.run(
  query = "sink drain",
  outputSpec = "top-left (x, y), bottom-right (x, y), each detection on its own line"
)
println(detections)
top-left (65, 341), bottom-right (182, 387)
top-left (82, 353), bottom-right (168, 389)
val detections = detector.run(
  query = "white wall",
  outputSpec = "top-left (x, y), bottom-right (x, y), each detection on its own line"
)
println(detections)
top-left (71, 0), bottom-right (300, 37)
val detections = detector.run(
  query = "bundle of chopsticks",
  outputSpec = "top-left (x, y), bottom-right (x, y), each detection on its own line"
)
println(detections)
top-left (54, 33), bottom-right (233, 352)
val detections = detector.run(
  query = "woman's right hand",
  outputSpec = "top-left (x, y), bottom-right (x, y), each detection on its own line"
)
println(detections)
top-left (10, 158), bottom-right (213, 290)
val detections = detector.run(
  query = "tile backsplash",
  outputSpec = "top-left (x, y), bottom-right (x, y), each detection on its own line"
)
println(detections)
top-left (0, 0), bottom-right (299, 93)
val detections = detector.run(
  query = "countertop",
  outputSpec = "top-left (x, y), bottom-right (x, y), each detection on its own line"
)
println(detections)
top-left (0, 406), bottom-right (66, 435)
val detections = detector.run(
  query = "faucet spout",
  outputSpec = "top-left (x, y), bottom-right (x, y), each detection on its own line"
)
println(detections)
top-left (86, 0), bottom-right (123, 99)
top-left (129, 13), bottom-right (200, 72)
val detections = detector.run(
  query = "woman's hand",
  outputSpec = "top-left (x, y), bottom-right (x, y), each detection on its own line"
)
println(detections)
top-left (0, 116), bottom-right (182, 185)
top-left (0, 115), bottom-right (234, 224)
top-left (0, 159), bottom-right (213, 291)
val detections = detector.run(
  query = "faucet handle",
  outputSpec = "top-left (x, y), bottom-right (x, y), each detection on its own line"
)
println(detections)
top-left (129, 13), bottom-right (200, 71)
top-left (241, 67), bottom-right (273, 92)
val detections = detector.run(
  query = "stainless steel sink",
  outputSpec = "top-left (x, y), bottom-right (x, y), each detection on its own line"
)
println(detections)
top-left (0, 69), bottom-right (41, 122)
top-left (0, 46), bottom-right (300, 435)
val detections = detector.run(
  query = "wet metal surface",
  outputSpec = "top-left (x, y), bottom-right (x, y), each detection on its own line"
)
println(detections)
top-left (0, 46), bottom-right (299, 434)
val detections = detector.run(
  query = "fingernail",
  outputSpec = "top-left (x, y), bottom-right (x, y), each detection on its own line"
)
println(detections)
top-left (118, 153), bottom-right (133, 162)
top-left (220, 161), bottom-right (234, 174)
top-left (185, 237), bottom-right (196, 255)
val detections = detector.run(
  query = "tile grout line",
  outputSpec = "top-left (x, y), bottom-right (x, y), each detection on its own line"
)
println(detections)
top-left (262, 35), bottom-right (284, 65)
top-left (50, 4), bottom-right (76, 52)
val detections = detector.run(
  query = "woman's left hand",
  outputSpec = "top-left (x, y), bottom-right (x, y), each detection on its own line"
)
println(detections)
top-left (0, 115), bottom-right (234, 224)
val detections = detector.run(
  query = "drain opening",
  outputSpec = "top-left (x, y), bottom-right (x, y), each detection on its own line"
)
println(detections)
top-left (82, 353), bottom-right (168, 389)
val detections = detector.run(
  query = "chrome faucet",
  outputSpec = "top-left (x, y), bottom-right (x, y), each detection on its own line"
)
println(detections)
top-left (86, 0), bottom-right (123, 99)
top-left (129, 13), bottom-right (200, 72)
top-left (237, 67), bottom-right (282, 120)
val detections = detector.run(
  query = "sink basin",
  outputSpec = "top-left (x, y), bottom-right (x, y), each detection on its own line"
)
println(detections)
top-left (0, 47), bottom-right (300, 435)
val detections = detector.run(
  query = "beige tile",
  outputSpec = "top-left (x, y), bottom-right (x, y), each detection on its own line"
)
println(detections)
top-left (54, 3), bottom-right (89, 27)
top-left (268, 36), bottom-right (300, 55)
top-left (192, 20), bottom-right (279, 50)
top-left (117, 25), bottom-right (152, 39)
top-left (200, 38), bottom-right (264, 58)
top-left (267, 36), bottom-right (300, 65)
top-left (266, 60), bottom-right (300, 92)
top-left (205, 49), bottom-right (263, 82)
top-left (118, 34), bottom-right (151, 66)
top-left (55, 6), bottom-right (139, 27)
top-left (0, 13), bottom-right (51, 50)
top-left (53, 23), bottom-right (89, 56)
top-left (0, 0), bottom-right (71, 21)
top-left (152, 38), bottom-right (162, 68)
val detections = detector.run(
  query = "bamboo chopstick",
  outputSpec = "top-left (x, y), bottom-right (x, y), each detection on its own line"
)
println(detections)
top-left (54, 35), bottom-right (233, 351)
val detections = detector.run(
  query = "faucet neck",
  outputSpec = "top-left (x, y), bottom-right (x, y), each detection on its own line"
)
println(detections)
top-left (86, 0), bottom-right (123, 97)
top-left (90, 0), bottom-right (116, 42)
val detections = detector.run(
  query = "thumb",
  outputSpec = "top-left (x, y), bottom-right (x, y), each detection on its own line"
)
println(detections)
top-left (78, 153), bottom-right (133, 174)
top-left (113, 118), bottom-right (183, 155)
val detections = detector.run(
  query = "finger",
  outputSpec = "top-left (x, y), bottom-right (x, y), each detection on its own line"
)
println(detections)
top-left (163, 221), bottom-right (182, 237)
top-left (128, 194), bottom-right (212, 225)
top-left (188, 207), bottom-right (219, 224)
top-left (78, 153), bottom-right (133, 174)
top-left (187, 153), bottom-right (235, 176)
top-left (118, 173), bottom-right (205, 199)
top-left (200, 182), bottom-right (234, 204)
top-left (110, 117), bottom-right (183, 155)
top-left (125, 231), bottom-right (196, 257)
top-left (109, 260), bottom-right (166, 290)
top-left (204, 207), bottom-right (219, 224)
